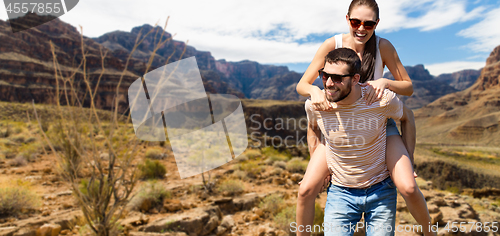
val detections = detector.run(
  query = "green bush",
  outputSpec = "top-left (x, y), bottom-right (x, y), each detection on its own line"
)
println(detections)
top-left (259, 193), bottom-right (285, 216)
top-left (218, 179), bottom-right (244, 195)
top-left (138, 159), bottom-right (167, 180)
top-left (286, 157), bottom-right (308, 174)
top-left (0, 186), bottom-right (39, 217)
top-left (145, 148), bottom-right (164, 159)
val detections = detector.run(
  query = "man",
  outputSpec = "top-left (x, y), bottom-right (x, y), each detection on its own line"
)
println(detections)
top-left (302, 48), bottom-right (415, 236)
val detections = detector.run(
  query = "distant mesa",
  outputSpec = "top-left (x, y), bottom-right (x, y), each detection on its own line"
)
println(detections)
top-left (383, 64), bottom-right (481, 109)
top-left (415, 44), bottom-right (500, 145)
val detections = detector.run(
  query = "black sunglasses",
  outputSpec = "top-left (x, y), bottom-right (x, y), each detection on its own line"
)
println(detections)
top-left (318, 69), bottom-right (354, 83)
top-left (349, 18), bottom-right (377, 30)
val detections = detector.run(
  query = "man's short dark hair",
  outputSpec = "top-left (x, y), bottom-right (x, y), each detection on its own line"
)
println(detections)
top-left (325, 48), bottom-right (361, 75)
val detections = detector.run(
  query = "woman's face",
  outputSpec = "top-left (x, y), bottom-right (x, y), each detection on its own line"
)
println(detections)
top-left (346, 5), bottom-right (379, 45)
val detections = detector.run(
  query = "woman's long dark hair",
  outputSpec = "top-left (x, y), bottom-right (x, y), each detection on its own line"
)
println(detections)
top-left (348, 0), bottom-right (379, 83)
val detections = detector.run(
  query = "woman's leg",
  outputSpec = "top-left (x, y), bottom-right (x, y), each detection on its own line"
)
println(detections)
top-left (386, 135), bottom-right (435, 236)
top-left (297, 143), bottom-right (330, 236)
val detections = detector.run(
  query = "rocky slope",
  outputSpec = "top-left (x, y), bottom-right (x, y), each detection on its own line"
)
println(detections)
top-left (0, 14), bottom-right (143, 112)
top-left (415, 44), bottom-right (500, 145)
top-left (94, 25), bottom-right (304, 101)
top-left (436, 69), bottom-right (481, 91)
top-left (384, 65), bottom-right (461, 109)
top-left (0, 16), bottom-right (244, 113)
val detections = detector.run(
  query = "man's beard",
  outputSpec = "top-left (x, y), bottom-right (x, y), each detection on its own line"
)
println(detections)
top-left (324, 79), bottom-right (352, 103)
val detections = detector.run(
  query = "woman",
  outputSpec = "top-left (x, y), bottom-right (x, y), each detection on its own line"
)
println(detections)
top-left (295, 0), bottom-right (434, 235)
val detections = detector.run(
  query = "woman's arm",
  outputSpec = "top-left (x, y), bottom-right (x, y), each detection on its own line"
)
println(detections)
top-left (296, 37), bottom-right (336, 111)
top-left (379, 38), bottom-right (413, 96)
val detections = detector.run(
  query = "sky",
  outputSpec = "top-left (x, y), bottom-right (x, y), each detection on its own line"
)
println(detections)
top-left (1, 0), bottom-right (500, 76)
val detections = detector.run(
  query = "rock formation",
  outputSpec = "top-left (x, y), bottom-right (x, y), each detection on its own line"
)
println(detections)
top-left (415, 45), bottom-right (500, 145)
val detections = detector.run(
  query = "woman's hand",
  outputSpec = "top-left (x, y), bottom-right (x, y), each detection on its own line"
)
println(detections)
top-left (310, 86), bottom-right (332, 111)
top-left (359, 78), bottom-right (390, 105)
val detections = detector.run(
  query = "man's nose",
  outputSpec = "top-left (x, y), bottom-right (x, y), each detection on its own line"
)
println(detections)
top-left (326, 77), bottom-right (335, 87)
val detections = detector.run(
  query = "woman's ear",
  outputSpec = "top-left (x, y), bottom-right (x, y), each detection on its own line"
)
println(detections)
top-left (374, 19), bottom-right (380, 30)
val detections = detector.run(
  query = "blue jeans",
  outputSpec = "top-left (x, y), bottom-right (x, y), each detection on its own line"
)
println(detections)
top-left (323, 177), bottom-right (397, 236)
top-left (386, 118), bottom-right (400, 137)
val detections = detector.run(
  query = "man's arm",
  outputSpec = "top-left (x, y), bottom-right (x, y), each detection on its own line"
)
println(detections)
top-left (399, 104), bottom-right (416, 164)
top-left (307, 118), bottom-right (322, 156)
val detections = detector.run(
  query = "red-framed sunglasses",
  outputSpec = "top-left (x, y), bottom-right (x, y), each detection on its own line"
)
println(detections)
top-left (349, 18), bottom-right (377, 30)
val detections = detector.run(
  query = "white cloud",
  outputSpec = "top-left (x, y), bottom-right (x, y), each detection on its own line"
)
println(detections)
top-left (458, 6), bottom-right (500, 53)
top-left (377, 0), bottom-right (484, 32)
top-left (425, 61), bottom-right (485, 76)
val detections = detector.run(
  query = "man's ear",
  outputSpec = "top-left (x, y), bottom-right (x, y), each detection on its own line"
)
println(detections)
top-left (353, 73), bottom-right (361, 85)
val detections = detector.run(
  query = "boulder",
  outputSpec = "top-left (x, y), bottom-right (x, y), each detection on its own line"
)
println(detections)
top-left (233, 193), bottom-right (259, 211)
top-left (36, 224), bottom-right (61, 236)
top-left (138, 206), bottom-right (222, 235)
top-left (212, 197), bottom-right (236, 214)
top-left (220, 215), bottom-right (235, 229)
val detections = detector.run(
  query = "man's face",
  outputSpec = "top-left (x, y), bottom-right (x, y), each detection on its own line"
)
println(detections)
top-left (322, 62), bottom-right (353, 103)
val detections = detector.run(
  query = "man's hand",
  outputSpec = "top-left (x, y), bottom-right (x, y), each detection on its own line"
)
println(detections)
top-left (320, 174), bottom-right (331, 192)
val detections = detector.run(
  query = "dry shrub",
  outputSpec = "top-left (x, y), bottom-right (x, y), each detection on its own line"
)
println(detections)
top-left (274, 203), bottom-right (324, 236)
top-left (259, 193), bottom-right (285, 217)
top-left (232, 170), bottom-right (248, 180)
top-left (0, 185), bottom-right (39, 217)
top-left (261, 146), bottom-right (281, 157)
top-left (243, 149), bottom-right (261, 159)
top-left (128, 181), bottom-right (171, 212)
top-left (286, 157), bottom-right (307, 174)
top-left (8, 155), bottom-right (27, 167)
top-left (9, 133), bottom-right (27, 144)
top-left (138, 159), bottom-right (166, 180)
top-left (145, 148), bottom-right (164, 160)
top-left (274, 205), bottom-right (295, 235)
top-left (235, 154), bottom-right (249, 163)
top-left (265, 154), bottom-right (289, 165)
top-left (273, 161), bottom-right (287, 170)
top-left (218, 179), bottom-right (244, 195)
top-left (269, 167), bottom-right (283, 176)
top-left (239, 161), bottom-right (264, 178)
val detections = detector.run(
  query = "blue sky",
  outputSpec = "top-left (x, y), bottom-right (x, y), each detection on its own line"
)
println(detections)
top-left (1, 0), bottom-right (499, 76)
